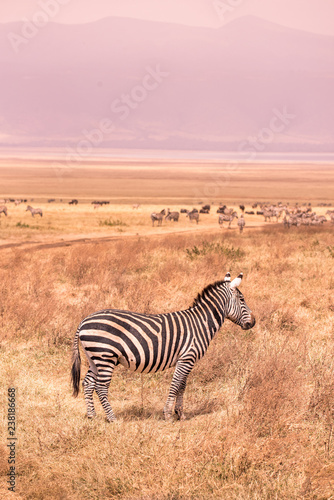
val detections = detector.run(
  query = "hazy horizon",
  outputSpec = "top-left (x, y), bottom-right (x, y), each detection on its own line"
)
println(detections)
top-left (1, 0), bottom-right (334, 36)
top-left (1, 5), bottom-right (333, 159)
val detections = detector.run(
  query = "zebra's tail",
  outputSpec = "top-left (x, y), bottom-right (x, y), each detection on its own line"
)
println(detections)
top-left (71, 327), bottom-right (81, 397)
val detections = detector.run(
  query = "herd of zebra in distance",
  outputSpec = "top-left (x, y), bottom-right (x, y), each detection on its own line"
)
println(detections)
top-left (150, 203), bottom-right (334, 231)
top-left (0, 198), bottom-right (333, 231)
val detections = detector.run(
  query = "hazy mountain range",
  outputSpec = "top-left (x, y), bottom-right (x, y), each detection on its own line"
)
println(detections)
top-left (0, 15), bottom-right (333, 153)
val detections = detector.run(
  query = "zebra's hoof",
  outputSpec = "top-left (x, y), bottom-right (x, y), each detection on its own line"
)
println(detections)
top-left (175, 409), bottom-right (186, 421)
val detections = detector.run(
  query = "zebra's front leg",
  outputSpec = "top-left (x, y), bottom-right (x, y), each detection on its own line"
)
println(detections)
top-left (163, 360), bottom-right (194, 421)
top-left (174, 379), bottom-right (188, 421)
top-left (82, 370), bottom-right (97, 419)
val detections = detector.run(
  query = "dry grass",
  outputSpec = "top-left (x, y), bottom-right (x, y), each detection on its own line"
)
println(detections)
top-left (1, 159), bottom-right (334, 204)
top-left (1, 225), bottom-right (334, 499)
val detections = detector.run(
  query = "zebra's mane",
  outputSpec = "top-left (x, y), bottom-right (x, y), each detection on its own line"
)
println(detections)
top-left (191, 280), bottom-right (227, 307)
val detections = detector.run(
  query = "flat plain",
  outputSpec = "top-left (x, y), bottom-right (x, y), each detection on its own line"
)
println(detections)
top-left (0, 158), bottom-right (334, 499)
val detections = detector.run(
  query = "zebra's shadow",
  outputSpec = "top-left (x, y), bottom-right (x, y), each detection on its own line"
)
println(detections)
top-left (115, 400), bottom-right (219, 422)
top-left (116, 405), bottom-right (164, 421)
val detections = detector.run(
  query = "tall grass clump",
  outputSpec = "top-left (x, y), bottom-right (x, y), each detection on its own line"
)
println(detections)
top-left (99, 218), bottom-right (128, 227)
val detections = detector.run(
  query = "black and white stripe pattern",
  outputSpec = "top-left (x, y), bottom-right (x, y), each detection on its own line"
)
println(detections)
top-left (218, 211), bottom-right (238, 228)
top-left (26, 205), bottom-right (43, 217)
top-left (151, 209), bottom-right (165, 226)
top-left (71, 272), bottom-right (255, 421)
top-left (0, 205), bottom-right (8, 216)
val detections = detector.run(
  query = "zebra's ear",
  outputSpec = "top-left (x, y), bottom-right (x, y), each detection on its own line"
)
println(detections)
top-left (223, 272), bottom-right (231, 282)
top-left (230, 272), bottom-right (243, 288)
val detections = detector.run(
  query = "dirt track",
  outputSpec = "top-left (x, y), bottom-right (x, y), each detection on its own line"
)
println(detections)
top-left (0, 223), bottom-right (267, 252)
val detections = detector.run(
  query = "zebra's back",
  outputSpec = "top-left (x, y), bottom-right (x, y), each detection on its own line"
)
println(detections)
top-left (78, 308), bottom-right (191, 374)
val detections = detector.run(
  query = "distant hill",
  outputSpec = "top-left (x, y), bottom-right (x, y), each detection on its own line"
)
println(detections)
top-left (0, 15), bottom-right (333, 153)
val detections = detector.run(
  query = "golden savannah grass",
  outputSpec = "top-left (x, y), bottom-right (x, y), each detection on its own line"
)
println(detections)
top-left (1, 224), bottom-right (334, 499)
top-left (1, 158), bottom-right (334, 204)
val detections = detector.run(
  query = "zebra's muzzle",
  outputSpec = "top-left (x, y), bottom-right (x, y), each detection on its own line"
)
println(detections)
top-left (242, 313), bottom-right (256, 330)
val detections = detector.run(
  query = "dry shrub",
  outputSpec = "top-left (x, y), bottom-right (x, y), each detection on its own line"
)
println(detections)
top-left (308, 350), bottom-right (334, 425)
top-left (242, 348), bottom-right (306, 437)
top-left (194, 330), bottom-right (254, 385)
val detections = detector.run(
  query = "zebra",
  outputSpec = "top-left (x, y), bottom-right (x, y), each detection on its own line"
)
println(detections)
top-left (238, 214), bottom-right (245, 233)
top-left (26, 205), bottom-right (43, 217)
top-left (262, 208), bottom-right (274, 222)
top-left (186, 210), bottom-right (199, 224)
top-left (0, 205), bottom-right (8, 216)
top-left (71, 272), bottom-right (255, 422)
top-left (151, 209), bottom-right (166, 226)
top-left (165, 209), bottom-right (180, 222)
top-left (218, 211), bottom-right (238, 228)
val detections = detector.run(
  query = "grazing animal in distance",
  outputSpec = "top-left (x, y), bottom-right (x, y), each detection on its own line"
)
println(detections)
top-left (26, 205), bottom-right (43, 217)
top-left (151, 209), bottom-right (166, 226)
top-left (262, 208), bottom-right (274, 222)
top-left (0, 205), bottom-right (8, 216)
top-left (245, 211), bottom-right (254, 215)
top-left (238, 214), bottom-right (245, 233)
top-left (69, 199), bottom-right (78, 205)
top-left (186, 209), bottom-right (199, 224)
top-left (71, 272), bottom-right (255, 422)
top-left (165, 209), bottom-right (179, 222)
top-left (132, 204), bottom-right (140, 209)
top-left (219, 211), bottom-right (238, 228)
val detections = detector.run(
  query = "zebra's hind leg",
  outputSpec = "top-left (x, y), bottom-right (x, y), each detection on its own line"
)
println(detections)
top-left (163, 360), bottom-right (194, 421)
top-left (83, 370), bottom-right (97, 419)
top-left (95, 360), bottom-right (117, 422)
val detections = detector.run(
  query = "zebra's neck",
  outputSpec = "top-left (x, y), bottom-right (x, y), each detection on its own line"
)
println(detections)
top-left (189, 282), bottom-right (228, 338)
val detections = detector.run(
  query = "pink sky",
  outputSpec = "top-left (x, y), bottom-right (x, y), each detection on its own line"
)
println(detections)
top-left (0, 0), bottom-right (334, 36)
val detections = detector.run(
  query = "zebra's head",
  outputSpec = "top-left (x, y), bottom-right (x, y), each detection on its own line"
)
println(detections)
top-left (223, 272), bottom-right (255, 330)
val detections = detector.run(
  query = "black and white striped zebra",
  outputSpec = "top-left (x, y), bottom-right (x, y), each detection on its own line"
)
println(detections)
top-left (186, 209), bottom-right (199, 224)
top-left (165, 209), bottom-right (180, 222)
top-left (71, 272), bottom-right (255, 422)
top-left (26, 205), bottom-right (43, 217)
top-left (0, 205), bottom-right (8, 216)
top-left (218, 211), bottom-right (238, 228)
top-left (151, 209), bottom-right (165, 226)
top-left (238, 214), bottom-right (245, 233)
